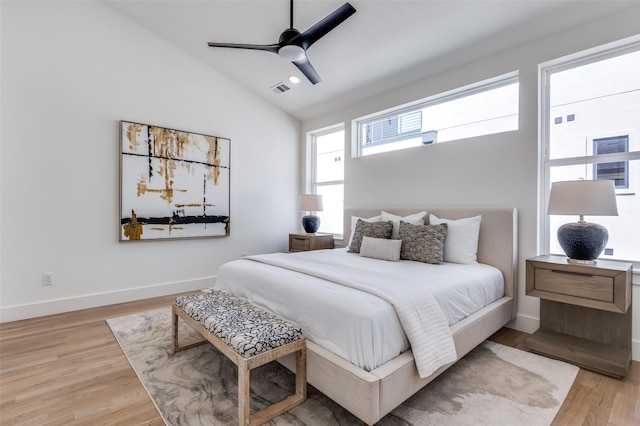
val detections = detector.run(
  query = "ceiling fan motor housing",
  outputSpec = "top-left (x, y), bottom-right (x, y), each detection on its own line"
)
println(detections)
top-left (279, 28), bottom-right (301, 44)
top-left (278, 28), bottom-right (305, 61)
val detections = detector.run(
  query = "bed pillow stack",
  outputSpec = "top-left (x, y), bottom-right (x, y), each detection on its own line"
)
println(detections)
top-left (348, 212), bottom-right (428, 262)
top-left (346, 211), bottom-right (481, 265)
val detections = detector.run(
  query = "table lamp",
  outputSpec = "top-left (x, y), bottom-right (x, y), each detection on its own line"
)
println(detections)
top-left (547, 179), bottom-right (618, 264)
top-left (299, 194), bottom-right (323, 233)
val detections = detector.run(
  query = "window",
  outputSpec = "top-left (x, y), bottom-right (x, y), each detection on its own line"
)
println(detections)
top-left (593, 136), bottom-right (629, 188)
top-left (309, 125), bottom-right (344, 237)
top-left (354, 72), bottom-right (519, 157)
top-left (540, 37), bottom-right (640, 264)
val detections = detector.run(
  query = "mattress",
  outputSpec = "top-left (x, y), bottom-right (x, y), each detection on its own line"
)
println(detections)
top-left (214, 248), bottom-right (504, 371)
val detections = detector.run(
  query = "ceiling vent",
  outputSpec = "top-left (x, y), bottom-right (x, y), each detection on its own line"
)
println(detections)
top-left (270, 82), bottom-right (291, 94)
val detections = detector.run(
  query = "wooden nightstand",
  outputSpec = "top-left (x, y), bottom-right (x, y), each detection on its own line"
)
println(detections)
top-left (525, 254), bottom-right (633, 378)
top-left (289, 233), bottom-right (334, 252)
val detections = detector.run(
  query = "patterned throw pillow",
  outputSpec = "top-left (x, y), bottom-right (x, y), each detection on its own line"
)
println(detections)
top-left (347, 219), bottom-right (394, 253)
top-left (398, 221), bottom-right (448, 264)
top-left (347, 214), bottom-right (381, 247)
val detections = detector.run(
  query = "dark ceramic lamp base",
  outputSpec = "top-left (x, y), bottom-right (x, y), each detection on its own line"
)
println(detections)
top-left (302, 215), bottom-right (320, 233)
top-left (557, 221), bottom-right (608, 264)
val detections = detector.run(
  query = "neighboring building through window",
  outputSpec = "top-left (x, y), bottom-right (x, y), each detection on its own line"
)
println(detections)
top-left (363, 110), bottom-right (422, 149)
top-left (354, 72), bottom-right (519, 157)
top-left (540, 37), bottom-right (640, 264)
top-left (309, 125), bottom-right (344, 237)
top-left (593, 135), bottom-right (629, 189)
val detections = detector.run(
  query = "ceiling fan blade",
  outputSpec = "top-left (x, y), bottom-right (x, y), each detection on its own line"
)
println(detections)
top-left (298, 3), bottom-right (356, 50)
top-left (207, 42), bottom-right (279, 54)
top-left (293, 57), bottom-right (321, 85)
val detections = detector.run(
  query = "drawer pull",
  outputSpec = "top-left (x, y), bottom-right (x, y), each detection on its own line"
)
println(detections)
top-left (551, 269), bottom-right (594, 278)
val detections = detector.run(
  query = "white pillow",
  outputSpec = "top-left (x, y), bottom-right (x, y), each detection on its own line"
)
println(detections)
top-left (348, 214), bottom-right (381, 246)
top-left (429, 214), bottom-right (481, 264)
top-left (381, 211), bottom-right (426, 239)
top-left (359, 236), bottom-right (402, 261)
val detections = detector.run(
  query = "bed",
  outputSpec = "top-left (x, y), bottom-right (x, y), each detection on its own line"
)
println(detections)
top-left (214, 207), bottom-right (518, 425)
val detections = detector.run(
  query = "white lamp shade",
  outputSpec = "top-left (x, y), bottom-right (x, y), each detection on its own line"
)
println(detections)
top-left (548, 180), bottom-right (618, 216)
top-left (299, 194), bottom-right (323, 212)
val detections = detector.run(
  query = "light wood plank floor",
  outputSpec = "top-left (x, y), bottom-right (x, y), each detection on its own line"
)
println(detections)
top-left (1, 294), bottom-right (639, 425)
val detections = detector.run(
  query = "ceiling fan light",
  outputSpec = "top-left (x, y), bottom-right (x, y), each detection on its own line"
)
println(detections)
top-left (278, 45), bottom-right (305, 62)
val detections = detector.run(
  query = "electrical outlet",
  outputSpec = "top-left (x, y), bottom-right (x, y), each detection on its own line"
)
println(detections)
top-left (43, 273), bottom-right (54, 286)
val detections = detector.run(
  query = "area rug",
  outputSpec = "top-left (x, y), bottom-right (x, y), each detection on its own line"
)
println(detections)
top-left (107, 307), bottom-right (578, 425)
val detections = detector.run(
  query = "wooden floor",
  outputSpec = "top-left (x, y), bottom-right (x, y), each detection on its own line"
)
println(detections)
top-left (490, 328), bottom-right (640, 426)
top-left (1, 294), bottom-right (639, 425)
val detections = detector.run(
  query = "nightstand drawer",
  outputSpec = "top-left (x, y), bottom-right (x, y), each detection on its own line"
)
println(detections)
top-left (288, 233), bottom-right (334, 252)
top-left (526, 255), bottom-right (631, 313)
top-left (534, 268), bottom-right (613, 303)
top-left (289, 236), bottom-right (311, 252)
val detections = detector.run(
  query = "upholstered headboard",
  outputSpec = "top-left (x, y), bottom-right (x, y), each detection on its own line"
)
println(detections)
top-left (344, 207), bottom-right (518, 317)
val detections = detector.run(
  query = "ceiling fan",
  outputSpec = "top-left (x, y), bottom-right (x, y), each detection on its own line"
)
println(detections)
top-left (207, 0), bottom-right (356, 85)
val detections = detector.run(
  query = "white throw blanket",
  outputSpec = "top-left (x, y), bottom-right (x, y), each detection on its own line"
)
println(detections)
top-left (245, 252), bottom-right (458, 378)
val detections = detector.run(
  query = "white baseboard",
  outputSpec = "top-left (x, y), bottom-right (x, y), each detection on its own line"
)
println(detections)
top-left (507, 313), bottom-right (540, 334)
top-left (632, 340), bottom-right (640, 363)
top-left (0, 276), bottom-right (215, 323)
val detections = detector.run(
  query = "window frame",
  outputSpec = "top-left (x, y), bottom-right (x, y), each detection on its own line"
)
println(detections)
top-left (308, 123), bottom-right (345, 239)
top-left (538, 35), bottom-right (640, 267)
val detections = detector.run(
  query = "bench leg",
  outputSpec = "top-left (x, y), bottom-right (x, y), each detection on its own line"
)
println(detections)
top-left (296, 346), bottom-right (307, 400)
top-left (172, 307), bottom-right (179, 352)
top-left (238, 361), bottom-right (251, 426)
top-left (172, 306), bottom-right (208, 352)
top-left (247, 345), bottom-right (307, 426)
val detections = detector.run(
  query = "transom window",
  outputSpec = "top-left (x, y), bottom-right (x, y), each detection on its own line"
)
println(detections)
top-left (354, 72), bottom-right (519, 157)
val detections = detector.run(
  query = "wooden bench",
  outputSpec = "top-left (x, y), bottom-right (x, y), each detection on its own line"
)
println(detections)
top-left (172, 291), bottom-right (307, 426)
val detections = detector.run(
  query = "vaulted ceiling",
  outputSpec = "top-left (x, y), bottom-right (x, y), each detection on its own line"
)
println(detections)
top-left (106, 1), bottom-right (635, 121)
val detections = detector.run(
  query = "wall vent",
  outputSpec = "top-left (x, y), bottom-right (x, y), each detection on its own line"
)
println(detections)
top-left (270, 82), bottom-right (290, 94)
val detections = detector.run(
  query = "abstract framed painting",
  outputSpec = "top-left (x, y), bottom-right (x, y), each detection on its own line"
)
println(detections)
top-left (119, 121), bottom-right (230, 241)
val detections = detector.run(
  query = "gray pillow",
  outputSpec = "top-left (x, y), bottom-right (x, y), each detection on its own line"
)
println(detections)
top-left (347, 219), bottom-right (393, 253)
top-left (398, 221), bottom-right (448, 264)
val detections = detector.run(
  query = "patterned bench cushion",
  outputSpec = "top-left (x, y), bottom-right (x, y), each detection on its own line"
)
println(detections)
top-left (174, 290), bottom-right (303, 358)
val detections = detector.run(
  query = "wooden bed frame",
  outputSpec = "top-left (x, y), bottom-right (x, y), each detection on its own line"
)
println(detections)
top-left (277, 207), bottom-right (518, 425)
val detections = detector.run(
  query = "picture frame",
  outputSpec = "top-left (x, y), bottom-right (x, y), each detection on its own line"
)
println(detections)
top-left (119, 120), bottom-right (230, 241)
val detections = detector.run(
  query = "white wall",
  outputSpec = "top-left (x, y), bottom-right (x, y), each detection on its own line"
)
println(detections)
top-left (0, 1), bottom-right (300, 321)
top-left (302, 6), bottom-right (640, 355)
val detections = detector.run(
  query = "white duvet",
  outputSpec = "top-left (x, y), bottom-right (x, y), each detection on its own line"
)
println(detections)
top-left (214, 249), bottom-right (504, 375)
